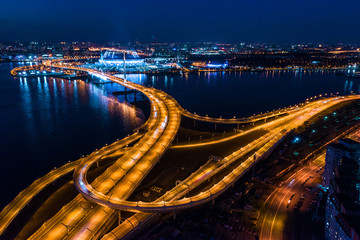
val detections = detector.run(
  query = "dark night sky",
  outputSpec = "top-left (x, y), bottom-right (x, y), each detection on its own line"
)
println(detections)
top-left (0, 0), bottom-right (359, 43)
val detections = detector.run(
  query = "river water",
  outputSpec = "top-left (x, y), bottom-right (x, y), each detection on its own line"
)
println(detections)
top-left (0, 63), bottom-right (357, 208)
top-left (0, 63), bottom-right (146, 208)
top-left (122, 69), bottom-right (358, 118)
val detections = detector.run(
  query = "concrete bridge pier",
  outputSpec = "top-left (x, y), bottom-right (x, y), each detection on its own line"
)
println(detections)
top-left (118, 211), bottom-right (122, 225)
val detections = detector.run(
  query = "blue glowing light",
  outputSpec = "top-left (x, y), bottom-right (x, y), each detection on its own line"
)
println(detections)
top-left (206, 62), bottom-right (228, 69)
top-left (293, 137), bottom-right (300, 143)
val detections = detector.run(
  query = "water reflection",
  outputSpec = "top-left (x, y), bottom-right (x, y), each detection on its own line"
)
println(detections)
top-left (349, 81), bottom-right (353, 93)
top-left (344, 80), bottom-right (348, 93)
top-left (131, 69), bottom-right (355, 118)
top-left (18, 76), bottom-right (144, 143)
top-left (0, 62), bottom-right (147, 208)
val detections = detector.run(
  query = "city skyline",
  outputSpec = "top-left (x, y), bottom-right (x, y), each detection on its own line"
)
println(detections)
top-left (1, 1), bottom-right (360, 239)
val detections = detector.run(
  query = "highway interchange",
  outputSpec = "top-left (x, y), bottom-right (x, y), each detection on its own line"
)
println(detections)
top-left (2, 57), bottom-right (360, 240)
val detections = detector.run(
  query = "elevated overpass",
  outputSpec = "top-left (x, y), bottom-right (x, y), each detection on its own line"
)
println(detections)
top-left (73, 94), bottom-right (357, 213)
top-left (0, 132), bottom-right (142, 236)
top-left (12, 58), bottom-right (316, 126)
top-left (3, 58), bottom-right (359, 240)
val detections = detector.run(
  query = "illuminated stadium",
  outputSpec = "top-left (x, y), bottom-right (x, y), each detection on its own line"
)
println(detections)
top-left (86, 48), bottom-right (180, 73)
top-left (98, 49), bottom-right (145, 67)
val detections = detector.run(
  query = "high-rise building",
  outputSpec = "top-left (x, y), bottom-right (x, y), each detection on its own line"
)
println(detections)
top-left (323, 139), bottom-right (360, 188)
top-left (324, 139), bottom-right (360, 240)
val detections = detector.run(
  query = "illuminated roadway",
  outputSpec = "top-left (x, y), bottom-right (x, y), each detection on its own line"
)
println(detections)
top-left (11, 59), bottom-right (309, 126)
top-left (101, 96), bottom-right (360, 240)
top-left (259, 154), bottom-right (326, 240)
top-left (0, 132), bottom-right (142, 236)
top-left (59, 62), bottom-right (360, 237)
top-left (258, 125), bottom-right (360, 240)
top-left (73, 96), bottom-right (357, 213)
top-left (27, 59), bottom-right (182, 240)
top-left (3, 58), bottom-right (360, 240)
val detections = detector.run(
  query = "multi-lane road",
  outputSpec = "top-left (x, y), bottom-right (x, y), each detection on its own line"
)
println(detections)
top-left (2, 58), bottom-right (360, 240)
top-left (25, 60), bottom-right (182, 239)
top-left (0, 132), bottom-right (143, 237)
top-left (101, 96), bottom-right (360, 240)
top-left (258, 154), bottom-right (325, 240)
top-left (74, 95), bottom-right (357, 213)
top-left (258, 124), bottom-right (360, 240)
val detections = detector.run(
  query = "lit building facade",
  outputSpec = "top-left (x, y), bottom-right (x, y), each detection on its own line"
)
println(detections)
top-left (324, 139), bottom-right (360, 240)
top-left (323, 139), bottom-right (360, 188)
